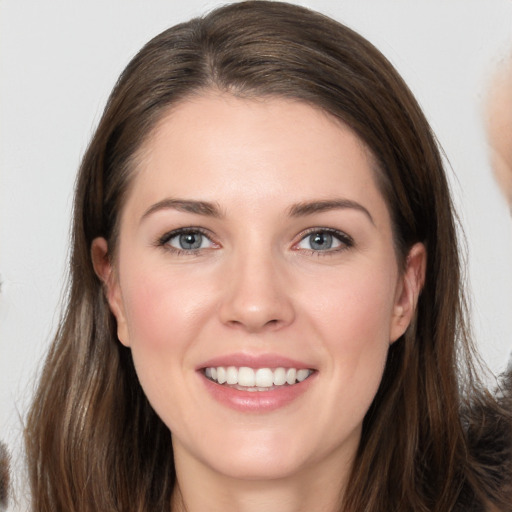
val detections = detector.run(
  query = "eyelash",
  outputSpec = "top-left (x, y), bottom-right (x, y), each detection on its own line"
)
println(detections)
top-left (293, 227), bottom-right (354, 256)
top-left (156, 227), bottom-right (354, 256)
top-left (156, 227), bottom-right (217, 256)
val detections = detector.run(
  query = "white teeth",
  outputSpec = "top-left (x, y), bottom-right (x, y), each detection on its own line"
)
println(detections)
top-left (286, 368), bottom-right (297, 385)
top-left (255, 368), bottom-right (274, 387)
top-left (217, 366), bottom-right (227, 384)
top-left (226, 366), bottom-right (238, 385)
top-left (297, 369), bottom-right (310, 382)
top-left (273, 367), bottom-right (286, 386)
top-left (204, 366), bottom-right (313, 389)
top-left (238, 367), bottom-right (255, 387)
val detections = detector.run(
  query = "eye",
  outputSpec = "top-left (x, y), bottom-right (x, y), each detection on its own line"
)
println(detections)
top-left (158, 228), bottom-right (217, 252)
top-left (295, 229), bottom-right (353, 252)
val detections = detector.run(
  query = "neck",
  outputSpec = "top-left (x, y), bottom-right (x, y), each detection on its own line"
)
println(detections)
top-left (170, 442), bottom-right (353, 512)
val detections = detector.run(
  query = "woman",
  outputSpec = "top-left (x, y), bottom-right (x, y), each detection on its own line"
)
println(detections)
top-left (486, 50), bottom-right (512, 209)
top-left (25, 2), bottom-right (511, 510)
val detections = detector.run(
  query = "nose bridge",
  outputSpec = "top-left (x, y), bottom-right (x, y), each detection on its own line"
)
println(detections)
top-left (219, 236), bottom-right (295, 332)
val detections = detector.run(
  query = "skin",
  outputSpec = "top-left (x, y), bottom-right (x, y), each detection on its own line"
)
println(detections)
top-left (92, 93), bottom-right (425, 512)
top-left (486, 53), bottom-right (512, 207)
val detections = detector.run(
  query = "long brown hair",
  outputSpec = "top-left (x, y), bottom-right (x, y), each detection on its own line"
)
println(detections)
top-left (25, 2), bottom-right (511, 510)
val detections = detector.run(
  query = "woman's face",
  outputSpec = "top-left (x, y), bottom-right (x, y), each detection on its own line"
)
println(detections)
top-left (94, 93), bottom-right (424, 484)
top-left (486, 54), bottom-right (512, 206)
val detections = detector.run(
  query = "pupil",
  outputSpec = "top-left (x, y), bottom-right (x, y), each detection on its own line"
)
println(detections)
top-left (179, 232), bottom-right (202, 249)
top-left (310, 232), bottom-right (332, 250)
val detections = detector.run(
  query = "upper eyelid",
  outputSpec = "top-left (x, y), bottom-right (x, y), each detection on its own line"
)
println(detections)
top-left (157, 226), bottom-right (216, 246)
top-left (295, 227), bottom-right (353, 244)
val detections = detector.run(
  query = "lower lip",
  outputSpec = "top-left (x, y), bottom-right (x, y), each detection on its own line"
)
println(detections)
top-left (200, 372), bottom-right (316, 412)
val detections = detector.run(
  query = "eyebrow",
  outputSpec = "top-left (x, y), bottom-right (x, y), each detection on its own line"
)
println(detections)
top-left (140, 197), bottom-right (374, 225)
top-left (141, 199), bottom-right (223, 222)
top-left (288, 199), bottom-right (375, 225)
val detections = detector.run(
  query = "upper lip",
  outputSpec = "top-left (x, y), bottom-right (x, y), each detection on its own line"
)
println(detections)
top-left (197, 352), bottom-right (315, 371)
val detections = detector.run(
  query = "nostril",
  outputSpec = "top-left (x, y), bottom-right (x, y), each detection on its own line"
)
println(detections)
top-left (218, 278), bottom-right (296, 331)
top-left (226, 317), bottom-right (282, 332)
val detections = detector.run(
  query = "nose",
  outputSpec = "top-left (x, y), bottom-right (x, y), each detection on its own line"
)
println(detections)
top-left (218, 248), bottom-right (295, 333)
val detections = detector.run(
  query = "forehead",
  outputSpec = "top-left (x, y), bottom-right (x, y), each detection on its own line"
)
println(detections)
top-left (123, 93), bottom-right (389, 225)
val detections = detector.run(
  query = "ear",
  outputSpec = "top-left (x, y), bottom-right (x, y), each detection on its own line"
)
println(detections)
top-left (91, 237), bottom-right (130, 347)
top-left (389, 242), bottom-right (426, 343)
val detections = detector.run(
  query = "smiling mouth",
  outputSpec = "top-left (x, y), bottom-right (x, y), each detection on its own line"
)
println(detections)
top-left (203, 366), bottom-right (314, 392)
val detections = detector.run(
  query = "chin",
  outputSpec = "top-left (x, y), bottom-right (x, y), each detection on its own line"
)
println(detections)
top-left (175, 425), bottom-right (320, 482)
top-left (209, 450), bottom-right (311, 482)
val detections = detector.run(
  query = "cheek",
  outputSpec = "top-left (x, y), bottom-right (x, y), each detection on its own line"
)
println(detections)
top-left (307, 265), bottom-right (397, 349)
top-left (304, 266), bottom-right (396, 401)
top-left (120, 267), bottom-right (214, 359)
top-left (117, 269), bottom-right (214, 421)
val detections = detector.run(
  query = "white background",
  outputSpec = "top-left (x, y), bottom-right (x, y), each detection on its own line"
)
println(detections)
top-left (1, 1), bottom-right (512, 509)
